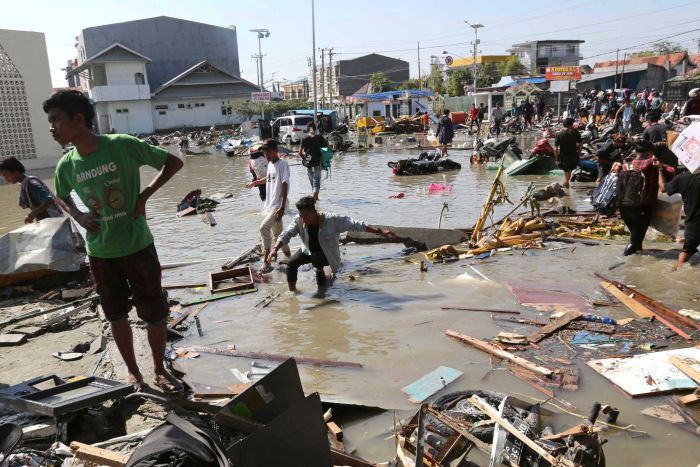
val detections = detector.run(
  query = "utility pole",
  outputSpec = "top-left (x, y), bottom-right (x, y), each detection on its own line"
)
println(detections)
top-left (620, 52), bottom-right (627, 89)
top-left (327, 48), bottom-right (334, 110)
top-left (252, 54), bottom-right (261, 90)
top-left (417, 41), bottom-right (421, 90)
top-left (465, 21), bottom-right (484, 93)
top-left (311, 0), bottom-right (318, 126)
top-left (614, 49), bottom-right (620, 90)
top-left (320, 48), bottom-right (326, 110)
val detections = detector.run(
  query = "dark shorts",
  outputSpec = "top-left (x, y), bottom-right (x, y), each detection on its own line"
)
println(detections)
top-left (558, 154), bottom-right (579, 172)
top-left (88, 243), bottom-right (168, 324)
top-left (683, 226), bottom-right (700, 255)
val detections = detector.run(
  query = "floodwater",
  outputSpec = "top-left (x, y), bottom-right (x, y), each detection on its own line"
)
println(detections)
top-left (1, 136), bottom-right (699, 465)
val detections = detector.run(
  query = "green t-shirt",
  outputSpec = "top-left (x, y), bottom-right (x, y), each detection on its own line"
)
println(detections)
top-left (54, 134), bottom-right (169, 258)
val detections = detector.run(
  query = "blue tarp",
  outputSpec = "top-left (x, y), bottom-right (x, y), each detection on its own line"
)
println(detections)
top-left (500, 77), bottom-right (547, 88)
top-left (351, 89), bottom-right (435, 101)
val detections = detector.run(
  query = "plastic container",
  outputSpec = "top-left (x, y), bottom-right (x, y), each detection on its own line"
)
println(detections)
top-left (450, 111), bottom-right (467, 125)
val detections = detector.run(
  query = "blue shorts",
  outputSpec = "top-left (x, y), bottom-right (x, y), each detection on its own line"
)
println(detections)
top-left (307, 165), bottom-right (322, 193)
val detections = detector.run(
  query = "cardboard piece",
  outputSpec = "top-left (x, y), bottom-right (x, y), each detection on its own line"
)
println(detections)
top-left (670, 121), bottom-right (700, 173)
top-left (587, 347), bottom-right (700, 397)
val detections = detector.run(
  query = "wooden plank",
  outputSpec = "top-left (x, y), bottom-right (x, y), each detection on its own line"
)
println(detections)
top-left (669, 356), bottom-right (700, 384)
top-left (600, 280), bottom-right (693, 340)
top-left (440, 306), bottom-right (520, 314)
top-left (180, 287), bottom-right (257, 306)
top-left (162, 282), bottom-right (207, 290)
top-left (641, 404), bottom-right (685, 424)
top-left (541, 424), bottom-right (601, 441)
top-left (327, 421), bottom-right (343, 441)
top-left (0, 334), bottom-right (27, 346)
top-left (445, 330), bottom-right (553, 377)
top-left (43, 301), bottom-right (94, 326)
top-left (467, 395), bottom-right (572, 467)
top-left (678, 390), bottom-right (700, 406)
top-left (70, 442), bottom-right (129, 467)
top-left (527, 311), bottom-right (582, 343)
top-left (401, 366), bottom-right (463, 403)
top-left (587, 347), bottom-right (700, 397)
top-left (185, 345), bottom-right (363, 369)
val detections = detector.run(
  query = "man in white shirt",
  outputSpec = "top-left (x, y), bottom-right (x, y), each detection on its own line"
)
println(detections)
top-left (246, 138), bottom-right (291, 269)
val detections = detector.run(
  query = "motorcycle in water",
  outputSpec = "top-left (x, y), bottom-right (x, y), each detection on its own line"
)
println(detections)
top-left (472, 136), bottom-right (519, 163)
top-left (326, 124), bottom-right (353, 152)
top-left (531, 129), bottom-right (555, 157)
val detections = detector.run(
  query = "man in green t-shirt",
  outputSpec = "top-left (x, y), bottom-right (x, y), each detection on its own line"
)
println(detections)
top-left (44, 90), bottom-right (184, 393)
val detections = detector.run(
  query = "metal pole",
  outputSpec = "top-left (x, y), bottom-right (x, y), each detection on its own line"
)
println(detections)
top-left (258, 36), bottom-right (265, 121)
top-left (320, 48), bottom-right (326, 109)
top-left (328, 48), bottom-right (334, 111)
top-left (620, 52), bottom-right (627, 89)
top-left (614, 49), bottom-right (619, 90)
top-left (473, 28), bottom-right (478, 93)
top-left (311, 0), bottom-right (318, 126)
top-left (417, 41), bottom-right (421, 91)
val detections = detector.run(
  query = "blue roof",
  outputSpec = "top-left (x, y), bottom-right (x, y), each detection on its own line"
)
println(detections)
top-left (496, 76), bottom-right (547, 88)
top-left (351, 89), bottom-right (435, 101)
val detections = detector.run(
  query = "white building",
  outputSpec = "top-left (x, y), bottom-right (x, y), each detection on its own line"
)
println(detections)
top-left (0, 29), bottom-right (62, 169)
top-left (70, 43), bottom-right (154, 134)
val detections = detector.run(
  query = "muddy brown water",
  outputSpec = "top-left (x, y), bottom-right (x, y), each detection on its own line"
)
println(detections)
top-left (1, 137), bottom-right (699, 465)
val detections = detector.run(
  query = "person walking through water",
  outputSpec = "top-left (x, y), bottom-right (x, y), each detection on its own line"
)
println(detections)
top-left (491, 102), bottom-right (505, 138)
top-left (245, 138), bottom-right (291, 271)
top-left (659, 167), bottom-right (700, 270)
top-left (299, 122), bottom-right (327, 201)
top-left (247, 142), bottom-right (267, 202)
top-left (469, 103), bottom-right (479, 134)
top-left (436, 109), bottom-right (454, 157)
top-left (45, 90), bottom-right (184, 393)
top-left (554, 117), bottom-right (582, 189)
top-left (267, 196), bottom-right (396, 291)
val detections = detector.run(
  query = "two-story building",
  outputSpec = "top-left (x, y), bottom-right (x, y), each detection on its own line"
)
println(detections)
top-left (68, 16), bottom-right (259, 133)
top-left (507, 40), bottom-right (584, 75)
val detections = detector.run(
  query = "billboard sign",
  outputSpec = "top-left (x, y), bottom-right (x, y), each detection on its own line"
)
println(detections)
top-left (545, 66), bottom-right (581, 81)
top-left (251, 92), bottom-right (272, 102)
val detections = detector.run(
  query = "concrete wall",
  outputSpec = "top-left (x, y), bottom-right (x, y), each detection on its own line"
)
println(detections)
top-left (0, 29), bottom-right (62, 170)
top-left (95, 100), bottom-right (154, 135)
top-left (151, 97), bottom-right (245, 131)
top-left (105, 61), bottom-right (148, 86)
top-left (79, 16), bottom-right (240, 89)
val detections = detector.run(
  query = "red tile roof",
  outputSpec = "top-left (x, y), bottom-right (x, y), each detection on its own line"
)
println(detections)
top-left (594, 52), bottom-right (688, 69)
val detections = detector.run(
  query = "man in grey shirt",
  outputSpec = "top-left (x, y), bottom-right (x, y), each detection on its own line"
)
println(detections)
top-left (268, 196), bottom-right (396, 291)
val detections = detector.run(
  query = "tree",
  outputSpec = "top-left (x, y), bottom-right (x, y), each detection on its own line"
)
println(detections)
top-left (446, 68), bottom-right (473, 96)
top-left (231, 99), bottom-right (257, 119)
top-left (498, 55), bottom-right (529, 76)
top-left (630, 41), bottom-right (686, 57)
top-left (369, 72), bottom-right (392, 92)
top-left (477, 63), bottom-right (501, 89)
top-left (428, 63), bottom-right (445, 94)
top-left (265, 99), bottom-right (312, 118)
top-left (398, 78), bottom-right (423, 90)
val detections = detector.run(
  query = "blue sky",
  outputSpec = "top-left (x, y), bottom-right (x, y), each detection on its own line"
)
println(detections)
top-left (2, 0), bottom-right (699, 88)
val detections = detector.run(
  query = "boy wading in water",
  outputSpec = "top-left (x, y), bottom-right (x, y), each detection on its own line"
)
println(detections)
top-left (45, 90), bottom-right (184, 393)
top-left (0, 156), bottom-right (62, 223)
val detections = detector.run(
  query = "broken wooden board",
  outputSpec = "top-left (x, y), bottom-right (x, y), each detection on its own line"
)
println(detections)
top-left (209, 265), bottom-right (254, 294)
top-left (679, 389), bottom-right (700, 406)
top-left (507, 281), bottom-right (590, 314)
top-left (401, 366), bottom-right (463, 403)
top-left (587, 347), bottom-right (700, 397)
top-left (641, 404), bottom-right (686, 424)
top-left (527, 311), bottom-right (582, 343)
top-left (70, 441), bottom-right (129, 466)
top-left (445, 330), bottom-right (553, 377)
top-left (342, 226), bottom-right (468, 251)
top-left (669, 356), bottom-right (700, 384)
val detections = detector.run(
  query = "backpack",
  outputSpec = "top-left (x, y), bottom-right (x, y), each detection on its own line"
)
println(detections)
top-left (320, 147), bottom-right (334, 177)
top-left (616, 164), bottom-right (646, 208)
top-left (126, 413), bottom-right (229, 467)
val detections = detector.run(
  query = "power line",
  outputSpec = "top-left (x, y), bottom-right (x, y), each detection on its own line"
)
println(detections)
top-left (582, 26), bottom-right (700, 60)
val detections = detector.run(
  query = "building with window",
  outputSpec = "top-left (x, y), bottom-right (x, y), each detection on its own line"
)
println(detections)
top-left (507, 40), bottom-right (584, 75)
top-left (282, 78), bottom-right (310, 100)
top-left (68, 16), bottom-right (259, 133)
top-left (0, 29), bottom-right (62, 169)
top-left (312, 53), bottom-right (409, 107)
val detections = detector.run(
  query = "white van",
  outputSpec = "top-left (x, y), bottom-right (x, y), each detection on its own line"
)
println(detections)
top-left (272, 114), bottom-right (315, 143)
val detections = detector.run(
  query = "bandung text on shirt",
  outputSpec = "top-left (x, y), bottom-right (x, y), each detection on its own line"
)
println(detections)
top-left (76, 162), bottom-right (118, 183)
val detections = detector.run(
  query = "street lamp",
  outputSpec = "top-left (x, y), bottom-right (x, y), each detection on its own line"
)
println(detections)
top-left (464, 21), bottom-right (484, 93)
top-left (250, 28), bottom-right (270, 120)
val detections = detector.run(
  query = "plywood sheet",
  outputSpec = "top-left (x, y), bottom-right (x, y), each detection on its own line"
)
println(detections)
top-left (507, 281), bottom-right (590, 313)
top-left (587, 347), bottom-right (700, 397)
top-left (401, 366), bottom-right (462, 403)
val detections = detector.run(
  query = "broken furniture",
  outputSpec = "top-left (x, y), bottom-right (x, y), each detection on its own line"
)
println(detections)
top-left (214, 358), bottom-right (333, 467)
top-left (208, 265), bottom-right (254, 294)
top-left (0, 374), bottom-right (133, 417)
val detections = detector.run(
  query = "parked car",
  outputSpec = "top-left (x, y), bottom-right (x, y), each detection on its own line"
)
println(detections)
top-left (271, 115), bottom-right (315, 143)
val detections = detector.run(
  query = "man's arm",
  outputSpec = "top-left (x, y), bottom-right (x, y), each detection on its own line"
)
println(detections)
top-left (268, 218), bottom-right (300, 262)
top-left (25, 199), bottom-right (55, 223)
top-left (275, 182), bottom-right (288, 221)
top-left (58, 195), bottom-right (100, 232)
top-left (133, 153), bottom-right (183, 219)
top-left (246, 177), bottom-right (266, 188)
